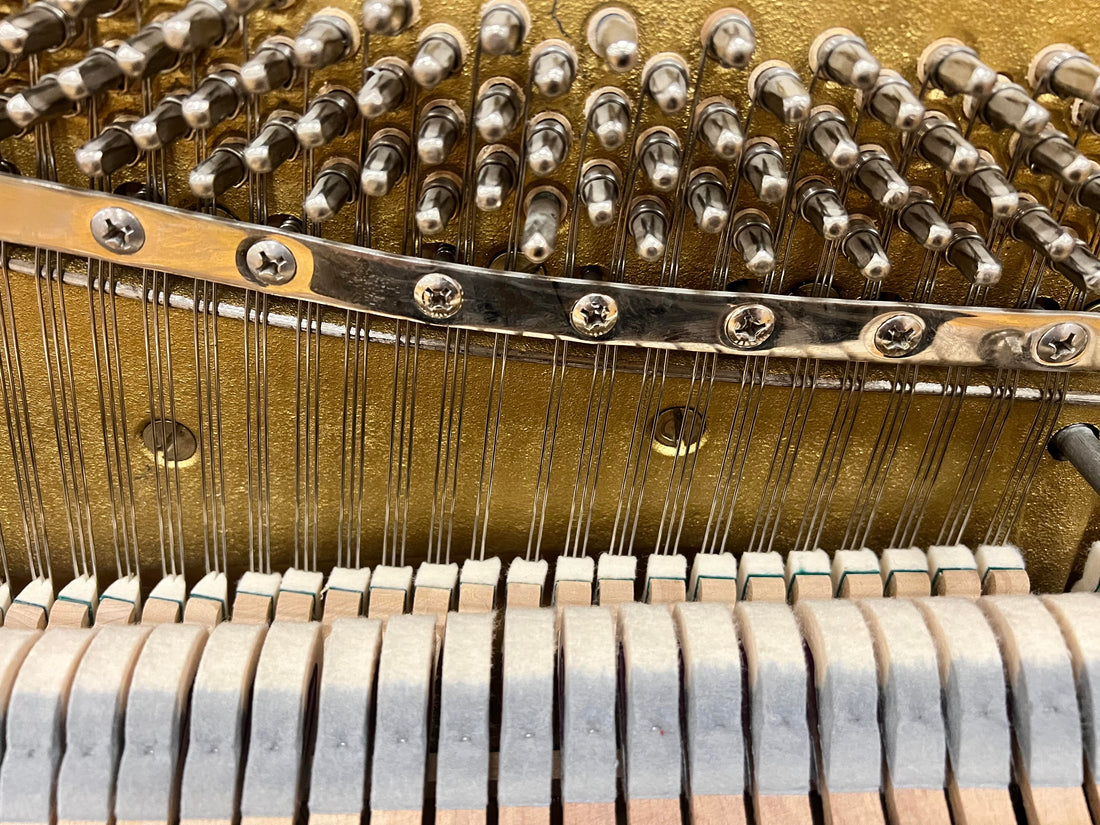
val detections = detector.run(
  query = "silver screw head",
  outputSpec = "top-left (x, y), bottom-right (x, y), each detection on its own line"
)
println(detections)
top-left (872, 312), bottom-right (925, 357)
top-left (570, 293), bottom-right (619, 338)
top-left (724, 303), bottom-right (775, 349)
top-left (244, 238), bottom-right (297, 285)
top-left (413, 272), bottom-right (463, 319)
top-left (1034, 321), bottom-right (1089, 365)
top-left (90, 206), bottom-right (145, 254)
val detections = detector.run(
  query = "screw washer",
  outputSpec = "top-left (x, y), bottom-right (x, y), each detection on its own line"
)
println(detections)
top-left (570, 293), bottom-right (619, 337)
top-left (244, 238), bottom-right (297, 285)
top-left (90, 206), bottom-right (145, 254)
top-left (413, 272), bottom-right (463, 319)
top-left (724, 303), bottom-right (775, 349)
top-left (1034, 321), bottom-right (1089, 365)
top-left (872, 312), bottom-right (926, 357)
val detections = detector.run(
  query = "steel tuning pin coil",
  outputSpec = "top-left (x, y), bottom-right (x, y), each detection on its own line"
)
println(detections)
top-left (131, 92), bottom-right (190, 151)
top-left (913, 111), bottom-right (980, 176)
top-left (189, 136), bottom-right (247, 199)
top-left (479, 0), bottom-right (528, 55)
top-left (740, 137), bottom-right (787, 204)
top-left (361, 129), bottom-right (410, 198)
top-left (75, 118), bottom-right (138, 178)
top-left (810, 27), bottom-right (880, 89)
top-left (842, 216), bottom-right (891, 281)
top-left (628, 196), bottom-right (670, 261)
top-left (5, 76), bottom-right (75, 130)
top-left (240, 37), bottom-right (298, 95)
top-left (474, 146), bottom-right (518, 211)
top-left (304, 158), bottom-right (360, 223)
top-left (918, 37), bottom-right (997, 97)
top-left (580, 160), bottom-right (621, 227)
top-left (411, 24), bottom-right (466, 90)
top-left (946, 223), bottom-right (1003, 286)
top-left (964, 76), bottom-right (1050, 136)
top-left (474, 80), bottom-right (522, 142)
top-left (797, 177), bottom-right (850, 240)
top-left (638, 128), bottom-right (682, 193)
top-left (417, 101), bottom-right (465, 166)
top-left (530, 40), bottom-right (576, 99)
top-left (585, 88), bottom-right (631, 151)
top-left (897, 188), bottom-right (953, 250)
top-left (0, 3), bottom-right (77, 60)
top-left (415, 173), bottom-right (463, 236)
top-left (293, 8), bottom-right (360, 71)
top-left (731, 208), bottom-right (775, 275)
top-left (56, 45), bottom-right (124, 101)
top-left (961, 153), bottom-right (1019, 220)
top-left (521, 186), bottom-right (567, 264)
top-left (1029, 44), bottom-right (1100, 105)
top-left (358, 58), bottom-right (411, 119)
top-left (805, 106), bottom-right (859, 171)
top-left (749, 60), bottom-right (811, 125)
top-left (853, 145), bottom-right (909, 209)
top-left (1008, 197), bottom-right (1077, 261)
top-left (296, 86), bottom-right (358, 149)
top-left (587, 7), bottom-right (639, 73)
top-left (686, 169), bottom-right (730, 234)
top-left (115, 22), bottom-right (182, 81)
top-left (856, 69), bottom-right (924, 132)
top-left (695, 97), bottom-right (743, 161)
top-left (162, 0), bottom-right (238, 54)
top-left (243, 111), bottom-right (300, 174)
top-left (525, 113), bottom-right (571, 177)
top-left (1075, 169), bottom-right (1100, 215)
top-left (1051, 240), bottom-right (1100, 294)
top-left (643, 54), bottom-right (690, 114)
top-left (181, 67), bottom-right (245, 131)
top-left (1012, 127), bottom-right (1092, 188)
top-left (362, 0), bottom-right (413, 36)
top-left (701, 8), bottom-right (755, 70)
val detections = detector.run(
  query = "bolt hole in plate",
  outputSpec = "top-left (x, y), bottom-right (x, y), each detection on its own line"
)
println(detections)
top-left (651, 406), bottom-right (707, 457)
top-left (141, 419), bottom-right (197, 463)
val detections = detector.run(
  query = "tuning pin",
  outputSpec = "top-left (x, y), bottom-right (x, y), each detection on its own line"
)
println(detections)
top-left (686, 169), bottom-right (730, 234)
top-left (740, 138), bottom-right (787, 204)
top-left (0, 93), bottom-right (21, 141)
top-left (580, 160), bottom-right (621, 227)
top-left (415, 173), bottom-right (462, 235)
top-left (302, 159), bottom-right (359, 223)
top-left (361, 129), bottom-right (409, 197)
top-left (946, 223), bottom-right (1002, 285)
top-left (1009, 199), bottom-right (1076, 261)
top-left (1075, 170), bottom-right (1100, 214)
top-left (162, 0), bottom-right (236, 53)
top-left (797, 178), bottom-right (849, 240)
top-left (1051, 240), bottom-right (1100, 293)
top-left (702, 9), bottom-right (755, 69)
top-left (962, 156), bottom-right (1018, 219)
top-left (1015, 128), bottom-right (1092, 187)
top-left (412, 25), bottom-right (465, 89)
top-left (530, 41), bottom-right (576, 98)
top-left (474, 80), bottom-right (521, 142)
top-left (243, 111), bottom-right (299, 174)
top-left (362, 0), bottom-right (413, 36)
top-left (474, 146), bottom-right (517, 211)
top-left (629, 197), bottom-right (669, 261)
top-left (587, 7), bottom-right (638, 73)
top-left (525, 113), bottom-right (571, 176)
top-left (897, 189), bottom-right (952, 250)
top-left (731, 209), bottom-right (775, 275)
top-left (189, 138), bottom-right (246, 199)
top-left (696, 98), bottom-right (743, 161)
top-left (358, 59), bottom-right (410, 119)
top-left (52, 0), bottom-right (124, 19)
top-left (842, 217), bottom-right (891, 280)
top-left (811, 28), bottom-right (880, 89)
top-left (919, 38), bottom-right (996, 97)
top-left (480, 0), bottom-right (527, 55)
top-left (294, 9), bottom-right (359, 71)
top-left (417, 101), bottom-right (464, 166)
top-left (296, 86), bottom-right (357, 149)
top-left (5, 77), bottom-right (74, 130)
top-left (240, 37), bottom-right (297, 95)
top-left (965, 77), bottom-right (1050, 136)
top-left (521, 187), bottom-right (566, 263)
top-left (643, 54), bottom-right (690, 114)
top-left (116, 23), bottom-right (181, 80)
top-left (586, 88), bottom-right (631, 151)
top-left (805, 106), bottom-right (859, 171)
top-left (1030, 45), bottom-right (1100, 105)
top-left (1072, 100), bottom-right (1100, 136)
top-left (75, 120), bottom-right (138, 177)
top-left (639, 129), bottom-right (681, 192)
top-left (56, 46), bottom-right (123, 101)
top-left (0, 4), bottom-right (74, 60)
top-left (857, 70), bottom-right (924, 131)
top-left (181, 69), bottom-right (244, 131)
top-left (750, 60), bottom-right (810, 125)
top-left (853, 146), bottom-right (909, 209)
top-left (914, 113), bottom-right (979, 176)
top-left (131, 93), bottom-right (189, 150)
